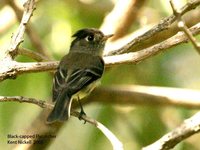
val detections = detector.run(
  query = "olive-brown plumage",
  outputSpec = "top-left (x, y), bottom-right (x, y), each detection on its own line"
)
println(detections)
top-left (47, 28), bottom-right (112, 123)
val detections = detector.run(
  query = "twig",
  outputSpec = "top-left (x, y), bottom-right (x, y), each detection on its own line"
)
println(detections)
top-left (142, 112), bottom-right (200, 150)
top-left (170, 0), bottom-right (200, 54)
top-left (7, 0), bottom-right (52, 59)
top-left (1, 22), bottom-right (200, 82)
top-left (18, 47), bottom-right (49, 62)
top-left (4, 0), bottom-right (36, 60)
top-left (104, 22), bottom-right (200, 66)
top-left (0, 96), bottom-right (52, 109)
top-left (0, 96), bottom-right (123, 150)
top-left (105, 8), bottom-right (200, 55)
top-left (106, 0), bottom-right (200, 56)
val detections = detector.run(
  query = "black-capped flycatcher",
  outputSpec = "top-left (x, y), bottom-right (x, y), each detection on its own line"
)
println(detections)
top-left (47, 28), bottom-right (112, 123)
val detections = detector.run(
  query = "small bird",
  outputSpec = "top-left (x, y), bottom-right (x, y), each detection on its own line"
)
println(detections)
top-left (47, 28), bottom-right (113, 123)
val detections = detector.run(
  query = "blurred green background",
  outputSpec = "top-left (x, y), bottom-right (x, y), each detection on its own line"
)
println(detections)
top-left (0, 0), bottom-right (200, 150)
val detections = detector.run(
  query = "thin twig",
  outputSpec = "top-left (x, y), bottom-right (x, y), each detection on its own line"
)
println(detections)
top-left (0, 96), bottom-right (52, 109)
top-left (142, 112), bottom-right (200, 150)
top-left (4, 0), bottom-right (36, 60)
top-left (7, 0), bottom-right (52, 59)
top-left (170, 0), bottom-right (200, 54)
top-left (106, 0), bottom-right (200, 56)
top-left (104, 22), bottom-right (200, 66)
top-left (0, 96), bottom-right (123, 150)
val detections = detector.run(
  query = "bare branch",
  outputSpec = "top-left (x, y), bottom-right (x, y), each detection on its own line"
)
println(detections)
top-left (7, 0), bottom-right (53, 59)
top-left (0, 96), bottom-right (52, 109)
top-left (142, 112), bottom-right (200, 150)
top-left (170, 0), bottom-right (200, 54)
top-left (0, 61), bottom-right (58, 81)
top-left (105, 22), bottom-right (200, 66)
top-left (1, 22), bottom-right (200, 81)
top-left (106, 0), bottom-right (200, 56)
top-left (0, 96), bottom-right (123, 150)
top-left (4, 0), bottom-right (36, 60)
top-left (2, 84), bottom-right (200, 150)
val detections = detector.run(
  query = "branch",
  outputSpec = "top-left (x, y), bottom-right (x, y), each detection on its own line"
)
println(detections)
top-left (0, 96), bottom-right (52, 108)
top-left (2, 84), bottom-right (200, 150)
top-left (142, 112), bottom-right (200, 150)
top-left (104, 22), bottom-right (200, 66)
top-left (106, 0), bottom-right (200, 56)
top-left (4, 0), bottom-right (36, 60)
top-left (0, 61), bottom-right (58, 81)
top-left (1, 22), bottom-right (200, 81)
top-left (170, 0), bottom-right (200, 54)
top-left (7, 0), bottom-right (52, 59)
top-left (0, 96), bottom-right (123, 150)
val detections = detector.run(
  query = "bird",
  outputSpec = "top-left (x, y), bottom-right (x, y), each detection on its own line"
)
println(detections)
top-left (47, 28), bottom-right (113, 123)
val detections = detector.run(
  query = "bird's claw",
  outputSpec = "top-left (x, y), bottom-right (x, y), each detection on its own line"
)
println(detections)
top-left (78, 110), bottom-right (87, 124)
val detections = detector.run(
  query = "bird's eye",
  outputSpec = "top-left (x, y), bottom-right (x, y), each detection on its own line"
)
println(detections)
top-left (85, 35), bottom-right (95, 42)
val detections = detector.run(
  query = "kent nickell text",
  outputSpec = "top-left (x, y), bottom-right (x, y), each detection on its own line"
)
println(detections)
top-left (7, 134), bottom-right (56, 145)
top-left (7, 139), bottom-right (32, 144)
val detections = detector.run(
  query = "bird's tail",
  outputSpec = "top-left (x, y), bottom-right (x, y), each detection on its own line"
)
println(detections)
top-left (47, 92), bottom-right (72, 123)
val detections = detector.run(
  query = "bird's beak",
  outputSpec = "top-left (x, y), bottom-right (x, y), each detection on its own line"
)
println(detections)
top-left (103, 34), bottom-right (114, 41)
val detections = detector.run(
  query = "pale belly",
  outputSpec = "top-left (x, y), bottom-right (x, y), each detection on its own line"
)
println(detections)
top-left (72, 80), bottom-right (100, 100)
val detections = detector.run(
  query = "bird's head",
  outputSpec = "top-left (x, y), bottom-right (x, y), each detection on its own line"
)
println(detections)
top-left (70, 28), bottom-right (113, 56)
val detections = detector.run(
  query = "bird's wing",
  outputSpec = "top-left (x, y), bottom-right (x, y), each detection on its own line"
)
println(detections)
top-left (52, 68), bottom-right (67, 101)
top-left (52, 63), bottom-right (104, 102)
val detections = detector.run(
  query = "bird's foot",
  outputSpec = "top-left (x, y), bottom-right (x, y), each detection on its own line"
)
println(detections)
top-left (78, 110), bottom-right (87, 124)
top-left (78, 98), bottom-right (87, 124)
